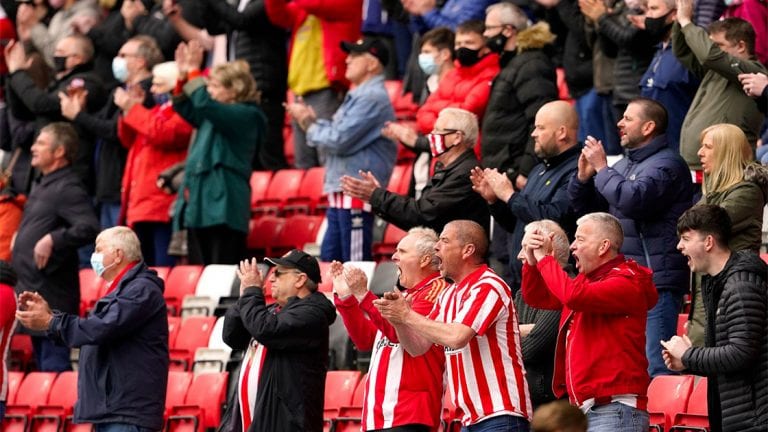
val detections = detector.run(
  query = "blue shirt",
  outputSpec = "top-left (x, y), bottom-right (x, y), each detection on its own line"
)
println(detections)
top-left (639, 43), bottom-right (699, 152)
top-left (307, 74), bottom-right (397, 194)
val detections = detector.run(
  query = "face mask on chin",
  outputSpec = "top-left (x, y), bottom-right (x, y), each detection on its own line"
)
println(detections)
top-left (53, 56), bottom-right (68, 73)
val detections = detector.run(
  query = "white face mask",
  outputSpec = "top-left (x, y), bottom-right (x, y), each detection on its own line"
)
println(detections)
top-left (90, 253), bottom-right (117, 277)
top-left (112, 56), bottom-right (129, 83)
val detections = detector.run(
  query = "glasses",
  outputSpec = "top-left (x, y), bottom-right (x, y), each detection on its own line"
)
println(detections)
top-left (484, 24), bottom-right (514, 31)
top-left (116, 52), bottom-right (140, 58)
top-left (273, 269), bottom-right (303, 278)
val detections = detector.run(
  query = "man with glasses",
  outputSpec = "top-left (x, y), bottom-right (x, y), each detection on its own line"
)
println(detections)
top-left (341, 107), bottom-right (489, 234)
top-left (221, 249), bottom-right (336, 432)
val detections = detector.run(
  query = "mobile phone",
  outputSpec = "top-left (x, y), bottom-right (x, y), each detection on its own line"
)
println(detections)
top-left (0, 39), bottom-right (12, 47)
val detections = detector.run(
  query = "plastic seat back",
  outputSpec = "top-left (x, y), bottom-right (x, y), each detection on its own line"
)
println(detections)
top-left (648, 375), bottom-right (695, 432)
top-left (249, 171), bottom-right (273, 210)
top-left (165, 265), bottom-right (204, 316)
top-left (31, 371), bottom-right (78, 432)
top-left (324, 370), bottom-right (361, 411)
top-left (79, 268), bottom-right (105, 316)
top-left (170, 316), bottom-right (217, 370)
top-left (166, 370), bottom-right (193, 413)
top-left (671, 377), bottom-right (709, 431)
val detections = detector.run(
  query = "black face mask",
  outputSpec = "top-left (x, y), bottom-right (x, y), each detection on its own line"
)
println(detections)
top-left (53, 56), bottom-right (68, 73)
top-left (644, 11), bottom-right (674, 41)
top-left (485, 32), bottom-right (508, 54)
top-left (456, 47), bottom-right (482, 67)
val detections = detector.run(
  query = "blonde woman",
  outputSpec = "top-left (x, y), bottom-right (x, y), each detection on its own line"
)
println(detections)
top-left (172, 41), bottom-right (265, 265)
top-left (687, 123), bottom-right (768, 345)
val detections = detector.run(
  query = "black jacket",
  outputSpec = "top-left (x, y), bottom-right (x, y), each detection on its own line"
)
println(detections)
top-left (6, 63), bottom-right (108, 190)
top-left (48, 263), bottom-right (169, 429)
top-left (369, 149), bottom-right (490, 234)
top-left (224, 287), bottom-right (336, 432)
top-left (11, 166), bottom-right (100, 314)
top-left (491, 145), bottom-right (580, 289)
top-left (514, 289), bottom-right (560, 407)
top-left (553, 0), bottom-right (593, 98)
top-left (480, 23), bottom-right (558, 179)
top-left (683, 251), bottom-right (768, 432)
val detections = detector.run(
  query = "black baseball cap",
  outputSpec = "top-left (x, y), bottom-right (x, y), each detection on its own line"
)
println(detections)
top-left (265, 249), bottom-right (322, 284)
top-left (340, 38), bottom-right (389, 66)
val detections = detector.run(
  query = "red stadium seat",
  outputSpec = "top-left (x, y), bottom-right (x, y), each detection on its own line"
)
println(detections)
top-left (246, 215), bottom-right (286, 257)
top-left (329, 374), bottom-right (368, 432)
top-left (2, 372), bottom-right (57, 432)
top-left (387, 164), bottom-right (413, 196)
top-left (316, 261), bottom-right (333, 293)
top-left (170, 316), bottom-right (216, 370)
top-left (30, 371), bottom-right (78, 432)
top-left (79, 268), bottom-right (105, 316)
top-left (253, 169), bottom-right (305, 216)
top-left (677, 314), bottom-right (688, 337)
top-left (149, 266), bottom-right (170, 282)
top-left (165, 371), bottom-right (193, 418)
top-left (5, 371), bottom-right (24, 404)
top-left (284, 166), bottom-right (327, 215)
top-left (9, 334), bottom-right (33, 371)
top-left (272, 215), bottom-right (323, 256)
top-left (648, 374), bottom-right (695, 432)
top-left (372, 223), bottom-right (407, 261)
top-left (165, 265), bottom-right (205, 316)
top-left (168, 316), bottom-right (182, 349)
top-left (670, 377), bottom-right (709, 431)
top-left (167, 372), bottom-right (229, 432)
top-left (249, 171), bottom-right (273, 211)
top-left (322, 371), bottom-right (362, 432)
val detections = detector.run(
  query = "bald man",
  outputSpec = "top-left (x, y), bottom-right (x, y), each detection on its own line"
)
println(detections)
top-left (471, 100), bottom-right (580, 291)
top-left (375, 220), bottom-right (532, 430)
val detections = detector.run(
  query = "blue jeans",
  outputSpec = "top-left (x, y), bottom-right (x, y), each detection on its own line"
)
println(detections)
top-left (31, 336), bottom-right (71, 372)
top-left (100, 202), bottom-right (121, 229)
top-left (575, 89), bottom-right (620, 155)
top-left (320, 208), bottom-right (373, 262)
top-left (1, 400), bottom-right (6, 422)
top-left (586, 402), bottom-right (649, 432)
top-left (461, 415), bottom-right (530, 432)
top-left (646, 290), bottom-right (684, 377)
top-left (94, 423), bottom-right (156, 432)
top-left (757, 145), bottom-right (768, 165)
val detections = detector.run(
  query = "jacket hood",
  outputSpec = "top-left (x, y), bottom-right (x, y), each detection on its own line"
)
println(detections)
top-left (744, 162), bottom-right (768, 201)
top-left (309, 291), bottom-right (337, 325)
top-left (623, 258), bottom-right (659, 310)
top-left (722, 250), bottom-right (768, 281)
top-left (126, 262), bottom-right (165, 294)
top-left (517, 22), bottom-right (556, 53)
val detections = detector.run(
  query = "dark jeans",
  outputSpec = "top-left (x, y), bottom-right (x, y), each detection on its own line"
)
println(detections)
top-left (647, 289), bottom-right (685, 377)
top-left (254, 94), bottom-right (289, 171)
top-left (291, 88), bottom-right (343, 169)
top-left (94, 423), bottom-right (156, 432)
top-left (133, 222), bottom-right (175, 267)
top-left (461, 415), bottom-right (530, 432)
top-left (320, 208), bottom-right (373, 262)
top-left (187, 224), bottom-right (246, 265)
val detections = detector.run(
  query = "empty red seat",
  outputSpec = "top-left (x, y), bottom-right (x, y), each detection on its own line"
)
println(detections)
top-left (168, 316), bottom-right (182, 347)
top-left (165, 371), bottom-right (193, 418)
top-left (253, 169), bottom-right (305, 216)
top-left (249, 171), bottom-right (273, 211)
top-left (167, 372), bottom-right (229, 432)
top-left (9, 334), bottom-right (33, 371)
top-left (30, 371), bottom-right (78, 432)
top-left (329, 373), bottom-right (368, 432)
top-left (2, 372), bottom-right (57, 432)
top-left (285, 166), bottom-right (327, 215)
top-left (272, 215), bottom-right (323, 256)
top-left (149, 266), bottom-right (170, 282)
top-left (165, 265), bottom-right (204, 316)
top-left (246, 215), bottom-right (286, 257)
top-left (387, 164), bottom-right (413, 196)
top-left (170, 316), bottom-right (217, 370)
top-left (79, 268), bottom-right (105, 316)
top-left (648, 374), bottom-right (695, 432)
top-left (5, 371), bottom-right (24, 404)
top-left (322, 371), bottom-right (362, 431)
top-left (671, 377), bottom-right (709, 431)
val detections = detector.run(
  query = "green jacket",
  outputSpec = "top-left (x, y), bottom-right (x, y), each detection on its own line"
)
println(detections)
top-left (172, 78), bottom-right (265, 233)
top-left (673, 22), bottom-right (766, 170)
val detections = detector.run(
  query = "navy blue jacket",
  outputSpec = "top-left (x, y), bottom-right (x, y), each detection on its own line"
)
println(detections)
top-left (568, 135), bottom-right (693, 292)
top-left (47, 263), bottom-right (169, 429)
top-left (491, 144), bottom-right (580, 290)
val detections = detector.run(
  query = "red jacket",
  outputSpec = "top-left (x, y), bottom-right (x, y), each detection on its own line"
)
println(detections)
top-left (0, 283), bottom-right (16, 403)
top-left (117, 102), bottom-right (192, 226)
top-left (265, 0), bottom-right (362, 92)
top-left (416, 53), bottom-right (500, 134)
top-left (522, 255), bottom-right (657, 407)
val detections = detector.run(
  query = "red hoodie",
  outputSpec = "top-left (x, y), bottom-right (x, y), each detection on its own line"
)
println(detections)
top-left (416, 53), bottom-right (500, 134)
top-left (522, 255), bottom-right (658, 407)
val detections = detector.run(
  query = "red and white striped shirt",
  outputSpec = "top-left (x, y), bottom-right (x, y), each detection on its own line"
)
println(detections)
top-left (335, 273), bottom-right (448, 430)
top-left (0, 283), bottom-right (17, 404)
top-left (237, 339), bottom-right (267, 432)
top-left (428, 265), bottom-right (532, 426)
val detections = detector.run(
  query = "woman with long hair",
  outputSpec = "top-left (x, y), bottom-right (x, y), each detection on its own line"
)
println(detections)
top-left (687, 123), bottom-right (768, 345)
top-left (172, 40), bottom-right (265, 265)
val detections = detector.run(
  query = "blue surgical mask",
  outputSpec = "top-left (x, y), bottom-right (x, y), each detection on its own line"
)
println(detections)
top-left (153, 92), bottom-right (171, 106)
top-left (90, 253), bottom-right (116, 278)
top-left (112, 57), bottom-right (129, 83)
top-left (418, 53), bottom-right (439, 75)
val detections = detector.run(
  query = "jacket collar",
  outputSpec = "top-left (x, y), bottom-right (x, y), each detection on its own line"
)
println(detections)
top-left (586, 254), bottom-right (627, 281)
top-left (455, 53), bottom-right (500, 76)
top-left (540, 144), bottom-right (580, 170)
top-left (37, 165), bottom-right (73, 187)
top-left (349, 74), bottom-right (385, 97)
top-left (436, 149), bottom-right (477, 173)
top-left (625, 134), bottom-right (669, 163)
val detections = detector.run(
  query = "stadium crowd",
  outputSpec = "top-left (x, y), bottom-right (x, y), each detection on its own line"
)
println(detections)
top-left (1, 0), bottom-right (767, 430)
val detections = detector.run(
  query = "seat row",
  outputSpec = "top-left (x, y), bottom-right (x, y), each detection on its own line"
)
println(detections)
top-left (648, 374), bottom-right (709, 432)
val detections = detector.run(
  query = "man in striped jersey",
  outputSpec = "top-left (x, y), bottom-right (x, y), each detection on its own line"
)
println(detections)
top-left (333, 227), bottom-right (449, 431)
top-left (521, 213), bottom-right (657, 431)
top-left (376, 220), bottom-right (532, 431)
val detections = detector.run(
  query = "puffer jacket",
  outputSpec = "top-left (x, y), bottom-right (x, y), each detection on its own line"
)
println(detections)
top-left (568, 135), bottom-right (693, 292)
top-left (415, 52), bottom-right (500, 134)
top-left (480, 22), bottom-right (558, 178)
top-left (683, 250), bottom-right (768, 432)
